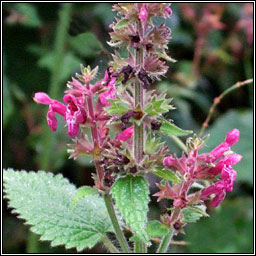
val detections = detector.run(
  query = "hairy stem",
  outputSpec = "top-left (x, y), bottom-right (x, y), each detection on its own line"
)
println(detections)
top-left (104, 193), bottom-right (131, 253)
top-left (134, 47), bottom-right (144, 164)
top-left (157, 229), bottom-right (174, 253)
top-left (132, 23), bottom-right (147, 253)
top-left (101, 234), bottom-right (120, 253)
top-left (135, 239), bottom-right (147, 253)
top-left (199, 78), bottom-right (253, 137)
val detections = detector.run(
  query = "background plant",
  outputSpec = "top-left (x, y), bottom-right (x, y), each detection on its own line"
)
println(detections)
top-left (3, 2), bottom-right (253, 254)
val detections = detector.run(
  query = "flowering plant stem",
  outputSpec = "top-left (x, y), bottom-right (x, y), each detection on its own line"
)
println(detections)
top-left (199, 78), bottom-right (253, 137)
top-left (103, 193), bottom-right (131, 253)
top-left (133, 26), bottom-right (147, 253)
top-left (157, 229), bottom-right (174, 253)
top-left (134, 47), bottom-right (144, 164)
top-left (135, 239), bottom-right (147, 253)
top-left (101, 235), bottom-right (120, 253)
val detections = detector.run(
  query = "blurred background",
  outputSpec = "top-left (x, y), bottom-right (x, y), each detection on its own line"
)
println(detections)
top-left (3, 3), bottom-right (253, 254)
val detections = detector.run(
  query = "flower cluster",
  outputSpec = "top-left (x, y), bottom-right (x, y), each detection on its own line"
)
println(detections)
top-left (34, 66), bottom-right (118, 138)
top-left (34, 65), bottom-right (135, 190)
top-left (160, 129), bottom-right (241, 209)
top-left (151, 129), bottom-right (242, 232)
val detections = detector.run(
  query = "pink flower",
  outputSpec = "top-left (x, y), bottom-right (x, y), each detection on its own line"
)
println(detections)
top-left (139, 4), bottom-right (148, 23)
top-left (99, 69), bottom-right (117, 106)
top-left (225, 129), bottom-right (240, 146)
top-left (163, 155), bottom-right (176, 168)
top-left (163, 155), bottom-right (183, 172)
top-left (33, 92), bottom-right (52, 105)
top-left (116, 126), bottom-right (134, 142)
top-left (34, 92), bottom-right (66, 132)
top-left (165, 7), bottom-right (172, 17)
top-left (47, 105), bottom-right (58, 131)
top-left (63, 95), bottom-right (87, 136)
top-left (209, 153), bottom-right (242, 175)
top-left (33, 92), bottom-right (86, 136)
top-left (99, 79), bottom-right (116, 106)
top-left (200, 166), bottom-right (237, 207)
top-left (220, 166), bottom-right (237, 192)
top-left (210, 141), bottom-right (230, 161)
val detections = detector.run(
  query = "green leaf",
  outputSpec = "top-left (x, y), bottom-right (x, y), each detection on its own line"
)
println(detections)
top-left (201, 110), bottom-right (253, 183)
top-left (69, 32), bottom-right (103, 58)
top-left (114, 19), bottom-right (135, 29)
top-left (157, 51), bottom-right (177, 63)
top-left (146, 220), bottom-right (169, 238)
top-left (160, 119), bottom-right (193, 137)
top-left (152, 166), bottom-right (181, 183)
top-left (145, 134), bottom-right (164, 155)
top-left (3, 169), bottom-right (113, 251)
top-left (144, 93), bottom-right (174, 116)
top-left (111, 175), bottom-right (150, 243)
top-left (181, 205), bottom-right (209, 223)
top-left (104, 98), bottom-right (131, 115)
top-left (70, 186), bottom-right (98, 210)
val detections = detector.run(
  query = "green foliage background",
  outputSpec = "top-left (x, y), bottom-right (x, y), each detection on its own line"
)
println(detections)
top-left (3, 3), bottom-right (253, 253)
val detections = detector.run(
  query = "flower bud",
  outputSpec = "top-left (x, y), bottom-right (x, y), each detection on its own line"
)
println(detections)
top-left (116, 126), bottom-right (134, 142)
top-left (165, 7), bottom-right (172, 16)
top-left (139, 4), bottom-right (148, 23)
top-left (163, 155), bottom-right (176, 168)
top-left (33, 92), bottom-right (52, 105)
top-left (225, 129), bottom-right (240, 146)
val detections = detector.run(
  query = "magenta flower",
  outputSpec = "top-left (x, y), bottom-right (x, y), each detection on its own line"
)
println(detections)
top-left (165, 7), bottom-right (172, 17)
top-left (33, 92), bottom-right (52, 105)
top-left (139, 4), bottom-right (148, 23)
top-left (225, 128), bottom-right (240, 146)
top-left (63, 94), bottom-right (87, 136)
top-left (34, 92), bottom-right (66, 132)
top-left (34, 92), bottom-right (86, 136)
top-left (99, 69), bottom-right (117, 106)
top-left (200, 166), bottom-right (237, 207)
top-left (209, 153), bottom-right (242, 175)
top-left (116, 126), bottom-right (134, 142)
top-left (200, 182), bottom-right (226, 208)
top-left (163, 155), bottom-right (181, 172)
top-left (162, 129), bottom-right (242, 208)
